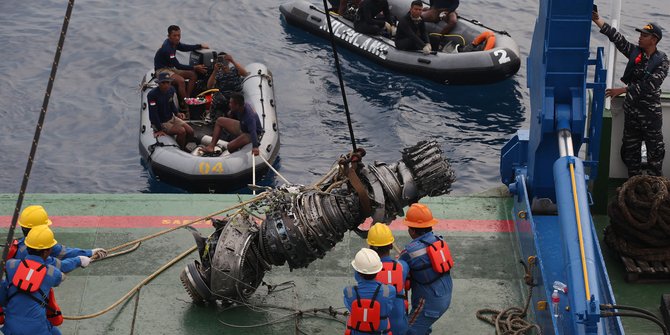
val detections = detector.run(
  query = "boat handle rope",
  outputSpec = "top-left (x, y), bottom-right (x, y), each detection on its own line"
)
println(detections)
top-left (2, 0), bottom-right (76, 271)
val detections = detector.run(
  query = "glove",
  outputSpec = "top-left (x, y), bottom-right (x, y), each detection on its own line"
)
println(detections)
top-left (92, 248), bottom-right (108, 260)
top-left (422, 43), bottom-right (432, 55)
top-left (79, 256), bottom-right (91, 268)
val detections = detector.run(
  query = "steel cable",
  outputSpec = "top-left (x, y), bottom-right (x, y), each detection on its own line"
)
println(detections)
top-left (2, 0), bottom-right (75, 270)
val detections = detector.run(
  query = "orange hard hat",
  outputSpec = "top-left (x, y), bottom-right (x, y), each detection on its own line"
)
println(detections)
top-left (403, 203), bottom-right (438, 228)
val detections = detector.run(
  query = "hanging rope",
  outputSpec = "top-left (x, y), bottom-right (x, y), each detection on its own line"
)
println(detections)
top-left (320, 0), bottom-right (357, 152)
top-left (1, 0), bottom-right (76, 270)
top-left (605, 175), bottom-right (670, 261)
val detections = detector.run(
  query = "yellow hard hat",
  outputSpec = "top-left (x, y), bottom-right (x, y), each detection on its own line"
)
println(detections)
top-left (351, 248), bottom-right (383, 274)
top-left (18, 205), bottom-right (53, 228)
top-left (403, 203), bottom-right (438, 228)
top-left (24, 225), bottom-right (57, 250)
top-left (367, 222), bottom-right (395, 246)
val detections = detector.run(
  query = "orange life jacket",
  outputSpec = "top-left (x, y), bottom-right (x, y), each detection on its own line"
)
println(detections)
top-left (345, 285), bottom-right (391, 335)
top-left (12, 259), bottom-right (47, 292)
top-left (46, 289), bottom-right (63, 326)
top-left (421, 239), bottom-right (454, 274)
top-left (376, 261), bottom-right (408, 312)
top-left (8, 259), bottom-right (63, 326)
top-left (7, 240), bottom-right (19, 259)
top-left (376, 261), bottom-right (404, 295)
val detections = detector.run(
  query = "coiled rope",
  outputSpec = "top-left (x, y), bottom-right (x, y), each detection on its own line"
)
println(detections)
top-left (1, 0), bottom-right (75, 270)
top-left (476, 258), bottom-right (542, 335)
top-left (605, 175), bottom-right (670, 261)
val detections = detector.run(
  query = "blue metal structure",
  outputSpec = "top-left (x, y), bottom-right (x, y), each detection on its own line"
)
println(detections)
top-left (500, 0), bottom-right (622, 334)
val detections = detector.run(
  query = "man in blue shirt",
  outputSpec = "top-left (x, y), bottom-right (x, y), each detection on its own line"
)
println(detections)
top-left (399, 203), bottom-right (453, 335)
top-left (367, 223), bottom-right (410, 335)
top-left (154, 25), bottom-right (209, 109)
top-left (202, 92), bottom-right (263, 155)
top-left (148, 72), bottom-right (194, 150)
top-left (1, 225), bottom-right (64, 335)
top-left (344, 248), bottom-right (396, 335)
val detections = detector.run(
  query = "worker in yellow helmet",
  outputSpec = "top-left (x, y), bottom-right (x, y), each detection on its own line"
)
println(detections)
top-left (1, 225), bottom-right (64, 334)
top-left (7, 205), bottom-right (107, 272)
top-left (367, 222), bottom-right (409, 335)
top-left (398, 203), bottom-right (453, 335)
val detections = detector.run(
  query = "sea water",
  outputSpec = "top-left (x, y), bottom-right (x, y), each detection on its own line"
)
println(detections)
top-left (0, 0), bottom-right (666, 194)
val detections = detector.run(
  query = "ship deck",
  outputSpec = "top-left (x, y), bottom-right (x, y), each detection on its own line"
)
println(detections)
top-left (1, 192), bottom-right (667, 335)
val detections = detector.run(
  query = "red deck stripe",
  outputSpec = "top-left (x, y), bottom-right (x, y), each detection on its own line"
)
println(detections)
top-left (0, 216), bottom-right (513, 232)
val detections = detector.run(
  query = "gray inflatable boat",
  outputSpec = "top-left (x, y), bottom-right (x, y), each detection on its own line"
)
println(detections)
top-left (280, 0), bottom-right (521, 84)
top-left (139, 62), bottom-right (280, 193)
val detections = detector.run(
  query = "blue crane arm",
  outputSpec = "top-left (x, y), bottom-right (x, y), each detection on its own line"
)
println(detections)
top-left (500, 0), bottom-right (619, 333)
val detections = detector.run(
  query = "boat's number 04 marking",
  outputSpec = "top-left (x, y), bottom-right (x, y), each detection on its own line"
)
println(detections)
top-left (199, 162), bottom-right (224, 174)
top-left (493, 50), bottom-right (511, 64)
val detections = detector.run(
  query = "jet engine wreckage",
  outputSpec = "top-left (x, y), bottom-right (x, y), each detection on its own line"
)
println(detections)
top-left (180, 140), bottom-right (455, 304)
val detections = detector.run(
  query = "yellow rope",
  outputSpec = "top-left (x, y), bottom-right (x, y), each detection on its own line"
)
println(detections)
top-left (569, 162), bottom-right (590, 300)
top-left (63, 245), bottom-right (196, 320)
top-left (106, 193), bottom-right (267, 253)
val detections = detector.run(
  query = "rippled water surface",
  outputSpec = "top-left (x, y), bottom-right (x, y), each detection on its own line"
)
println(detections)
top-left (0, 0), bottom-right (666, 194)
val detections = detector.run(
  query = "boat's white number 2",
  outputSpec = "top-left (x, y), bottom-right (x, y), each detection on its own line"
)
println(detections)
top-left (493, 50), bottom-right (511, 64)
top-left (199, 162), bottom-right (224, 174)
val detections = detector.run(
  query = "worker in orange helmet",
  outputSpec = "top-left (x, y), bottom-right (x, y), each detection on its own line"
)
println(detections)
top-left (398, 203), bottom-right (454, 335)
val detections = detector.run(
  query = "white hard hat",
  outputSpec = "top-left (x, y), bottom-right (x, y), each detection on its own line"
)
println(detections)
top-left (351, 248), bottom-right (383, 275)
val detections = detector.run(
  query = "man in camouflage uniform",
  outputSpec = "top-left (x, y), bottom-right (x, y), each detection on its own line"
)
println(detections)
top-left (593, 12), bottom-right (669, 177)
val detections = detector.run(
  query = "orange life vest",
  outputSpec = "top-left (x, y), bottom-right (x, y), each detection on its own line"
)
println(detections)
top-left (46, 289), bottom-right (63, 326)
top-left (375, 261), bottom-right (404, 295)
top-left (7, 240), bottom-right (19, 259)
top-left (12, 259), bottom-right (47, 292)
top-left (421, 239), bottom-right (454, 274)
top-left (8, 259), bottom-right (63, 326)
top-left (345, 285), bottom-right (391, 335)
top-left (471, 31), bottom-right (496, 51)
top-left (376, 261), bottom-right (408, 312)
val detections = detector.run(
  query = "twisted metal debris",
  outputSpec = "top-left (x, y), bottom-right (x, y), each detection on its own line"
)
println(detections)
top-left (181, 140), bottom-right (455, 304)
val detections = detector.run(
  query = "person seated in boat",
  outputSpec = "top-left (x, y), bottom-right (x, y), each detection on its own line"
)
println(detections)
top-left (206, 52), bottom-right (249, 120)
top-left (148, 72), bottom-right (195, 150)
top-left (202, 93), bottom-right (262, 156)
top-left (0, 225), bottom-right (64, 335)
top-left (353, 0), bottom-right (395, 36)
top-left (154, 25), bottom-right (209, 112)
top-left (329, 0), bottom-right (361, 20)
top-left (8, 205), bottom-right (106, 273)
top-left (343, 248), bottom-right (396, 335)
top-left (422, 0), bottom-right (459, 35)
top-left (396, 0), bottom-right (432, 55)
